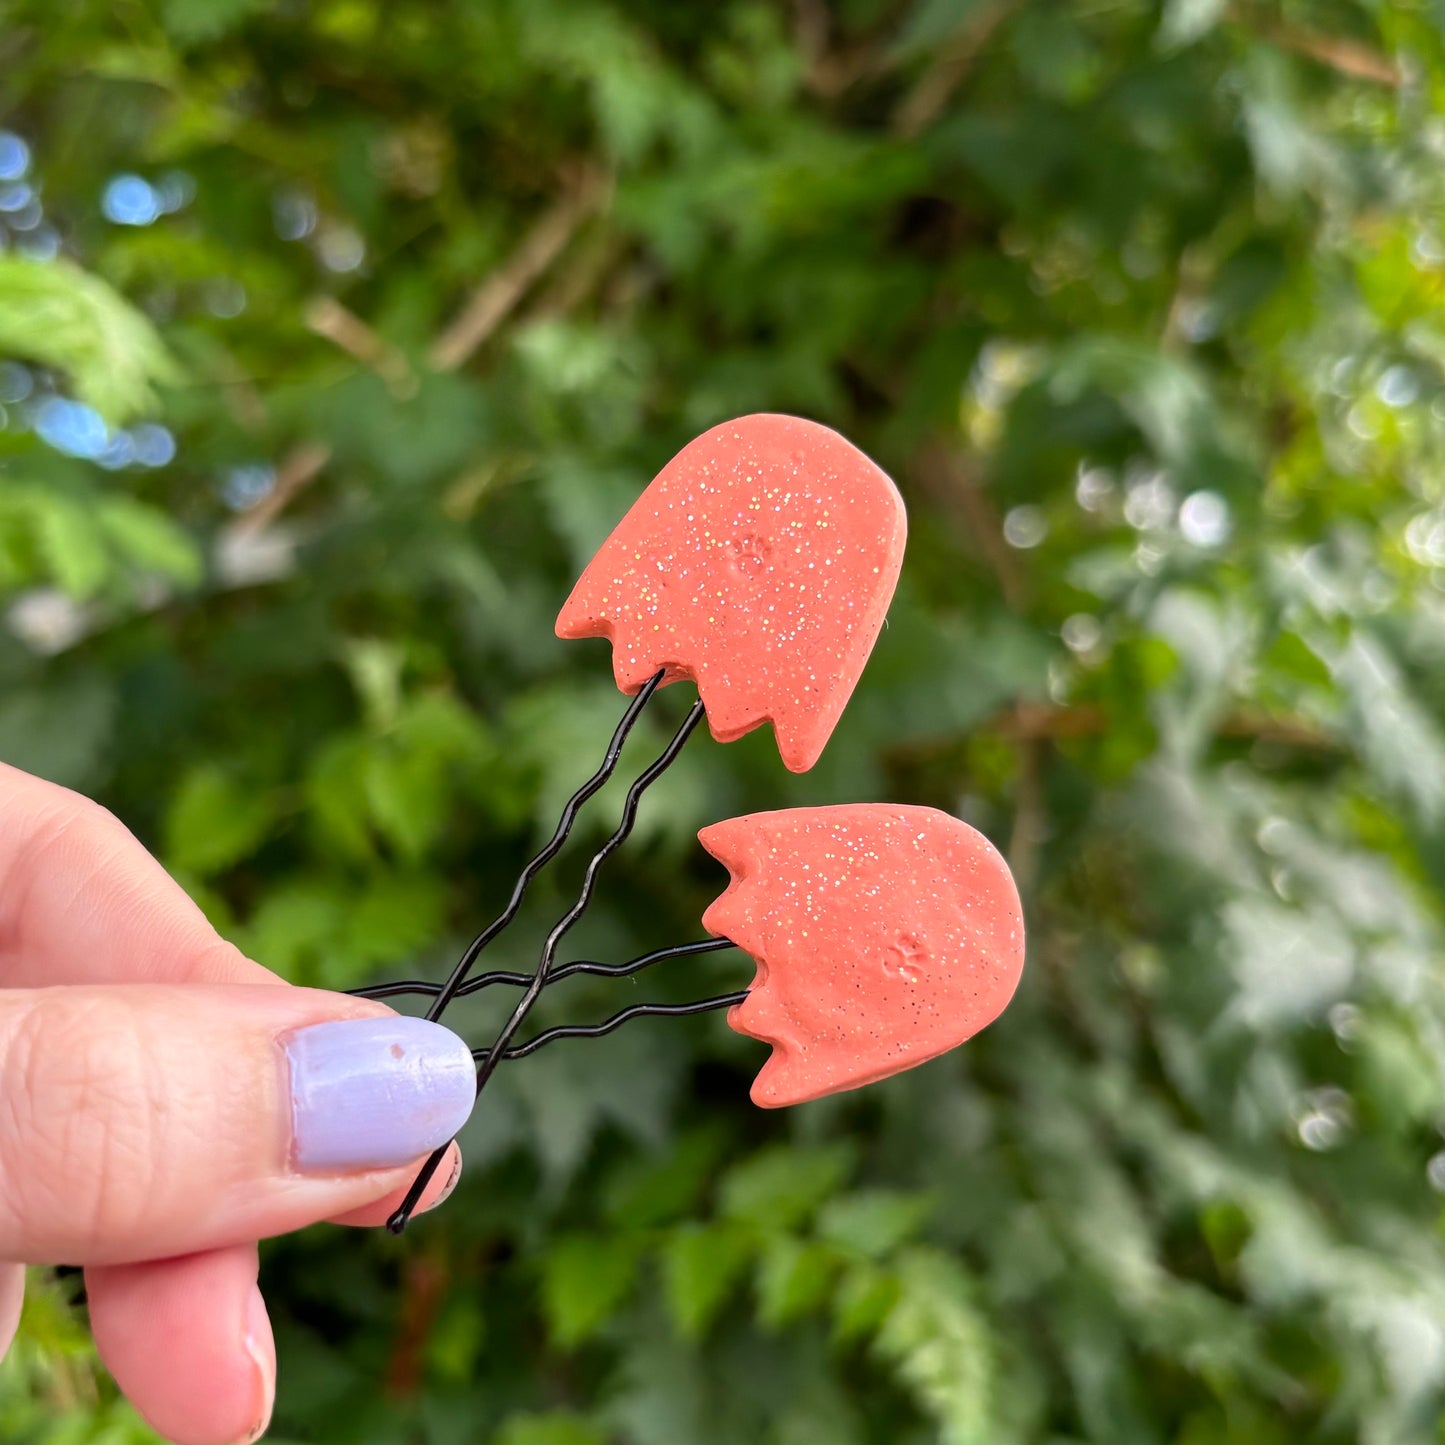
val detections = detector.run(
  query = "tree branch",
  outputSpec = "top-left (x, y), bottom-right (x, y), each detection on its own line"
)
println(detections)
top-left (230, 439), bottom-right (332, 538)
top-left (428, 166), bottom-right (610, 372)
top-left (384, 1250), bottom-right (450, 1399)
top-left (793, 0), bottom-right (886, 97)
top-left (884, 702), bottom-right (1339, 762)
top-left (304, 295), bottom-right (416, 398)
top-left (1258, 19), bottom-right (1403, 86)
top-left (892, 0), bottom-right (1028, 138)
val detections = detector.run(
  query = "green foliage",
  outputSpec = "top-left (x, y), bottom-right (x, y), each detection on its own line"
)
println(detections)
top-left (163, 763), bottom-right (277, 874)
top-left (660, 1224), bottom-right (754, 1339)
top-left (540, 1233), bottom-right (645, 1348)
top-left (874, 1251), bottom-right (995, 1445)
top-left (0, 481), bottom-right (199, 600)
top-left (1, 0), bottom-right (1442, 1442)
top-left (0, 258), bottom-right (176, 422)
top-left (718, 1142), bottom-right (857, 1231)
top-left (0, 1274), bottom-right (159, 1443)
top-left (495, 1410), bottom-right (610, 1445)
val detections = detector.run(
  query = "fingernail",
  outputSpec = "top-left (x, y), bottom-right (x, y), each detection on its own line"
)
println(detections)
top-left (428, 1146), bottom-right (464, 1212)
top-left (237, 1284), bottom-right (274, 1445)
top-left (284, 1017), bottom-right (476, 1172)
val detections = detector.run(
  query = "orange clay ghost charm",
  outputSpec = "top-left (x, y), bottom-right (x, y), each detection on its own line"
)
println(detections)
top-left (699, 805), bottom-right (1025, 1107)
top-left (555, 414), bottom-right (906, 773)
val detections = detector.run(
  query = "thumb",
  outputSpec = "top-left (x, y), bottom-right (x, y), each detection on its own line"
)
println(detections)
top-left (0, 984), bottom-right (476, 1265)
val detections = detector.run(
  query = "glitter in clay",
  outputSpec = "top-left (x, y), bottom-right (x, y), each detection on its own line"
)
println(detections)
top-left (700, 804), bottom-right (1026, 1107)
top-left (556, 413), bottom-right (907, 773)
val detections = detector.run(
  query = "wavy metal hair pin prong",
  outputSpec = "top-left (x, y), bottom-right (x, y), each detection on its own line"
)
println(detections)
top-left (348, 670), bottom-right (744, 1234)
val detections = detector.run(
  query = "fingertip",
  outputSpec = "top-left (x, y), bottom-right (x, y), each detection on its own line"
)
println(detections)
top-left (0, 1263), bottom-right (23, 1359)
top-left (238, 1283), bottom-right (275, 1445)
top-left (88, 1244), bottom-right (269, 1445)
top-left (328, 1142), bottom-right (463, 1228)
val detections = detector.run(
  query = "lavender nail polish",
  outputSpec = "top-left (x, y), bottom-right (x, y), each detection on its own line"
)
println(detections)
top-left (284, 1017), bottom-right (476, 1173)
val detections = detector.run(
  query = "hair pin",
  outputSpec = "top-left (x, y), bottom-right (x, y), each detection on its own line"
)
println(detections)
top-left (350, 415), bottom-right (1023, 1234)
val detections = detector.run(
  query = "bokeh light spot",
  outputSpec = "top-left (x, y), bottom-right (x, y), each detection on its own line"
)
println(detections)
top-left (102, 174), bottom-right (161, 226)
top-left (317, 223), bottom-right (365, 272)
top-left (34, 397), bottom-right (108, 459)
top-left (222, 463), bottom-right (277, 510)
top-left (0, 362), bottom-right (32, 404)
top-left (131, 423), bottom-right (177, 468)
top-left (1179, 490), bottom-right (1230, 547)
top-left (0, 131), bottom-right (29, 181)
top-left (1003, 505), bottom-right (1047, 549)
top-left (1061, 613), bottom-right (1102, 653)
top-left (97, 432), bottom-right (138, 470)
top-left (155, 170), bottom-right (196, 213)
top-left (1377, 365), bottom-right (1419, 409)
top-left (17, 226), bottom-right (59, 260)
top-left (206, 278), bottom-right (248, 317)
top-left (1075, 464), bottom-right (1114, 512)
top-left (274, 189), bottom-right (318, 240)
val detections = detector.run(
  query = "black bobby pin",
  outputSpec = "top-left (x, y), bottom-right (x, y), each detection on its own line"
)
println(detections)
top-left (386, 694), bottom-right (707, 1232)
top-left (351, 937), bottom-right (737, 1002)
top-left (474, 990), bottom-right (750, 1061)
top-left (355, 675), bottom-right (745, 1235)
top-left (411, 668), bottom-right (667, 1027)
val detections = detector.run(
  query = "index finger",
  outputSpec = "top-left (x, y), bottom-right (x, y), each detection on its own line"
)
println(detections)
top-left (0, 762), bottom-right (277, 989)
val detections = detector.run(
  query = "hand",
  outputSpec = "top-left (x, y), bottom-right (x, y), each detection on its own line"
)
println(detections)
top-left (0, 762), bottom-right (477, 1444)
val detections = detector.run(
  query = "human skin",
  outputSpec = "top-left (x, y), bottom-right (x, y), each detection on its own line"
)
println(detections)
top-left (0, 761), bottom-right (473, 1444)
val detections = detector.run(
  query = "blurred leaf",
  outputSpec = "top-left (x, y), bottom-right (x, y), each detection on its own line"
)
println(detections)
top-left (832, 1262), bottom-right (903, 1346)
top-left (163, 764), bottom-right (275, 875)
top-left (755, 1235), bottom-right (837, 1330)
top-left (304, 736), bottom-right (377, 862)
top-left (1356, 1012), bottom-right (1443, 1134)
top-left (337, 872), bottom-right (447, 984)
top-left (0, 257), bottom-right (177, 422)
top-left (719, 1143), bottom-right (857, 1232)
top-left (160, 0), bottom-right (269, 46)
top-left (340, 639), bottom-right (405, 732)
top-left (495, 1410), bottom-right (609, 1445)
top-left (875, 1249), bottom-right (996, 1445)
top-left (1336, 634), bottom-right (1445, 825)
top-left (816, 1190), bottom-right (935, 1260)
top-left (34, 497), bottom-right (110, 599)
top-left (539, 458), bottom-right (646, 574)
top-left (96, 498), bottom-right (201, 586)
top-left (323, 372), bottom-right (489, 487)
top-left (540, 1232), bottom-right (644, 1348)
top-left (238, 880), bottom-right (346, 983)
top-left (1159, 0), bottom-right (1227, 47)
top-left (660, 1224), bottom-right (753, 1339)
top-left (603, 1124), bottom-right (730, 1228)
top-left (423, 1293), bottom-right (485, 1386)
top-left (1223, 895), bottom-right (1354, 1027)
top-left (362, 746), bottom-right (447, 860)
top-left (0, 673), bottom-right (115, 790)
